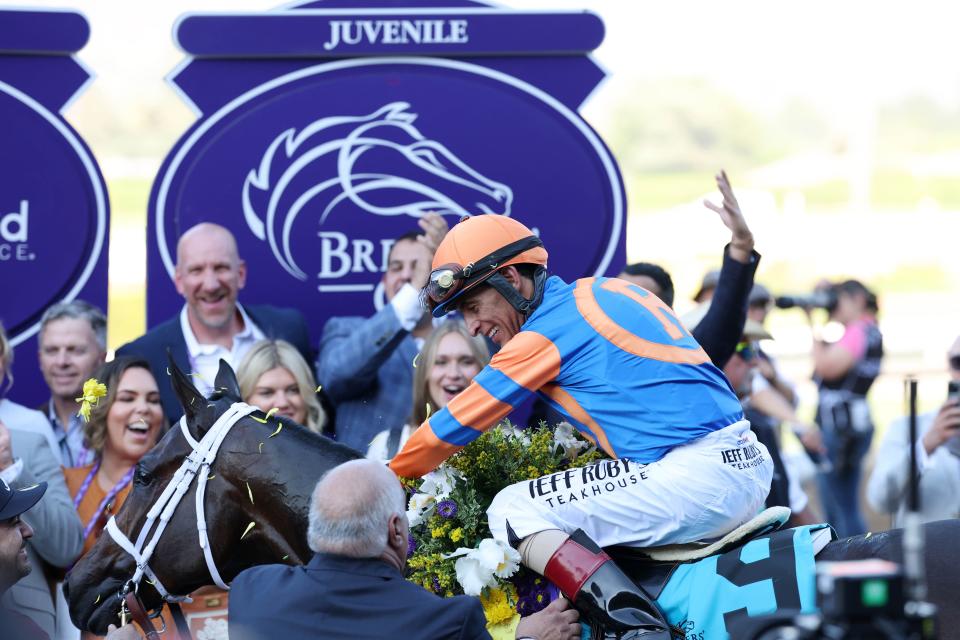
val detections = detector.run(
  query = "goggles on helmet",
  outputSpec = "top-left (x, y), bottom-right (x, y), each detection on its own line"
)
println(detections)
top-left (424, 235), bottom-right (544, 308)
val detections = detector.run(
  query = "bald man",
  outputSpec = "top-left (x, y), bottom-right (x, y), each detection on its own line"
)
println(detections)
top-left (118, 223), bottom-right (313, 420)
top-left (229, 460), bottom-right (580, 640)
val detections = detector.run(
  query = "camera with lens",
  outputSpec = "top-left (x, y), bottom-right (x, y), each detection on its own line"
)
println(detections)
top-left (737, 559), bottom-right (937, 640)
top-left (775, 286), bottom-right (838, 312)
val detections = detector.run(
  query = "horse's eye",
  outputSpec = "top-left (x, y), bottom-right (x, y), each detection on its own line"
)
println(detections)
top-left (134, 465), bottom-right (152, 487)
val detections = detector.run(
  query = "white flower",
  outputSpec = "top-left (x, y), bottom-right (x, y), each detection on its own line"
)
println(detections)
top-left (196, 618), bottom-right (228, 640)
top-left (554, 421), bottom-right (588, 457)
top-left (406, 492), bottom-right (435, 528)
top-left (419, 465), bottom-right (463, 500)
top-left (500, 423), bottom-right (531, 446)
top-left (446, 538), bottom-right (521, 596)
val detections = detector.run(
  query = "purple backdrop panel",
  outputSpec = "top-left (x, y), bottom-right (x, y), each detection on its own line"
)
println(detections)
top-left (149, 57), bottom-right (624, 328)
top-left (0, 10), bottom-right (109, 408)
top-left (147, 1), bottom-right (625, 430)
top-left (176, 10), bottom-right (604, 58)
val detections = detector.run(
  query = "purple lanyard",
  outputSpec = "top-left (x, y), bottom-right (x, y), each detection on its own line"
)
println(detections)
top-left (73, 461), bottom-right (135, 542)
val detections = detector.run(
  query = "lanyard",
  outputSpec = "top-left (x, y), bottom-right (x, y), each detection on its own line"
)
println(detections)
top-left (74, 461), bottom-right (136, 542)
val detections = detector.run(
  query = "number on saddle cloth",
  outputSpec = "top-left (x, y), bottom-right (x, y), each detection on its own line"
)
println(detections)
top-left (654, 525), bottom-right (829, 640)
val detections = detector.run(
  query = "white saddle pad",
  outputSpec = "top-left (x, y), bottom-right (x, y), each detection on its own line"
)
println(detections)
top-left (639, 506), bottom-right (792, 562)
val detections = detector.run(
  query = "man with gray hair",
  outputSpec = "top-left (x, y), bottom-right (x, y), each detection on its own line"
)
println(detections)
top-left (229, 459), bottom-right (579, 640)
top-left (36, 300), bottom-right (107, 467)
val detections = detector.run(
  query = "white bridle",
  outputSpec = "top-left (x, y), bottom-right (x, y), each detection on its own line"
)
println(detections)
top-left (105, 401), bottom-right (257, 602)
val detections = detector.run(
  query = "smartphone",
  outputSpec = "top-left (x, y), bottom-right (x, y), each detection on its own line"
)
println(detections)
top-left (946, 381), bottom-right (960, 458)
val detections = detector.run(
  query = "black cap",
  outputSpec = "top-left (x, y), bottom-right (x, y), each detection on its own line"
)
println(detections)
top-left (0, 478), bottom-right (46, 520)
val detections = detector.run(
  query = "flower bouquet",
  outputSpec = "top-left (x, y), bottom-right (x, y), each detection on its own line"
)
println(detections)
top-left (402, 422), bottom-right (605, 637)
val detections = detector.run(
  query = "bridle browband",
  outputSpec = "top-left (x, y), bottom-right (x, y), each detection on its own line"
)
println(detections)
top-left (104, 401), bottom-right (258, 634)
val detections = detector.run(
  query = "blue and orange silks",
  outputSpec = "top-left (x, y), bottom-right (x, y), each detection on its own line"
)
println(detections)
top-left (390, 276), bottom-right (744, 479)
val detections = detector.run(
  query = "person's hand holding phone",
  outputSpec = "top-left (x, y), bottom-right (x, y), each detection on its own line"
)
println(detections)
top-left (922, 388), bottom-right (960, 455)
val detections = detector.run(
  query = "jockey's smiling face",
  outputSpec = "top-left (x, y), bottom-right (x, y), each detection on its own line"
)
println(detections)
top-left (458, 266), bottom-right (531, 347)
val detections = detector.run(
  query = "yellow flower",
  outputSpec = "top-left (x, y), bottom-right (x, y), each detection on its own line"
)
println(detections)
top-left (75, 378), bottom-right (107, 422)
top-left (431, 527), bottom-right (445, 539)
top-left (480, 587), bottom-right (517, 626)
top-left (450, 528), bottom-right (463, 542)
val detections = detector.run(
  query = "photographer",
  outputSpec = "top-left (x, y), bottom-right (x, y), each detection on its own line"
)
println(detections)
top-left (807, 280), bottom-right (883, 537)
top-left (866, 335), bottom-right (960, 526)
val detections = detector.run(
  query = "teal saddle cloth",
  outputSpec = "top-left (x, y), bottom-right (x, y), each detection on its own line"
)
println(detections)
top-left (581, 524), bottom-right (831, 639)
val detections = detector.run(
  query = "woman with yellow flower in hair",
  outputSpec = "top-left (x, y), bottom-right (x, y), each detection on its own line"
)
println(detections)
top-left (63, 357), bottom-right (168, 638)
top-left (64, 357), bottom-right (166, 559)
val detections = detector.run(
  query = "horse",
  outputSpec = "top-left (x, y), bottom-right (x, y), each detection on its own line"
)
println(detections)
top-left (242, 101), bottom-right (514, 281)
top-left (66, 360), bottom-right (960, 638)
top-left (64, 359), bottom-right (360, 635)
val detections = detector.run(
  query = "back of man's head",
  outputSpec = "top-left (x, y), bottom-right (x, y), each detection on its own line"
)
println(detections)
top-left (619, 262), bottom-right (675, 307)
top-left (307, 460), bottom-right (405, 558)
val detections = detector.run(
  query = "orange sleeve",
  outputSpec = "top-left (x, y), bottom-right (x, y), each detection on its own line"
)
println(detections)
top-left (390, 331), bottom-right (562, 478)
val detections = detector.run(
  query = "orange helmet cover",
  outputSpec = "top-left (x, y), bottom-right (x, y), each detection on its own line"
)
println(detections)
top-left (432, 215), bottom-right (548, 271)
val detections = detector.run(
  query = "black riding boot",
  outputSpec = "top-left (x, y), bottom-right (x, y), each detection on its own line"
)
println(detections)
top-left (542, 529), bottom-right (671, 640)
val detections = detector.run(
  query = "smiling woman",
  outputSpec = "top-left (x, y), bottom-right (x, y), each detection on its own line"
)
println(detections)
top-left (237, 338), bottom-right (326, 433)
top-left (62, 357), bottom-right (169, 639)
top-left (63, 357), bottom-right (167, 558)
top-left (367, 320), bottom-right (490, 461)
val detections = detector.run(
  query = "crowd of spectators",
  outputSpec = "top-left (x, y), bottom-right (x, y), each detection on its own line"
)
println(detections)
top-left (0, 171), bottom-right (955, 639)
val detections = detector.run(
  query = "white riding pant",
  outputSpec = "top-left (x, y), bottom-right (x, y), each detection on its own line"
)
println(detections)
top-left (488, 421), bottom-right (773, 548)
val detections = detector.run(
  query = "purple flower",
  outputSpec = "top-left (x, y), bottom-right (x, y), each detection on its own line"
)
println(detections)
top-left (432, 576), bottom-right (443, 594)
top-left (407, 535), bottom-right (417, 558)
top-left (436, 499), bottom-right (458, 519)
top-left (512, 571), bottom-right (556, 615)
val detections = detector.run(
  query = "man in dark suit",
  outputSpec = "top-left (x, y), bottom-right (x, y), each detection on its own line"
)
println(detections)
top-left (118, 223), bottom-right (312, 421)
top-left (229, 459), bottom-right (579, 640)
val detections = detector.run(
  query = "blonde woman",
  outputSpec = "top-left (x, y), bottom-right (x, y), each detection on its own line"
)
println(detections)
top-left (367, 321), bottom-right (490, 461)
top-left (237, 339), bottom-right (326, 432)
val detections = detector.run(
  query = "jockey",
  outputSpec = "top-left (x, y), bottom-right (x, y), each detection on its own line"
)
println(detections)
top-left (390, 215), bottom-right (773, 639)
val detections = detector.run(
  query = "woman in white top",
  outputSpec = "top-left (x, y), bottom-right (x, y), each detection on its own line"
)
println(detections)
top-left (368, 320), bottom-right (489, 461)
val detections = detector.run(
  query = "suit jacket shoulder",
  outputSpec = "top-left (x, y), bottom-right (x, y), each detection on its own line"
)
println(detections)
top-left (229, 555), bottom-right (490, 640)
top-left (117, 314), bottom-right (183, 355)
top-left (244, 304), bottom-right (314, 363)
top-left (0, 400), bottom-right (58, 461)
top-left (3, 427), bottom-right (84, 639)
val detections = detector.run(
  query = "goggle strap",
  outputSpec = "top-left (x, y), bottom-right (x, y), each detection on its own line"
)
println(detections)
top-left (486, 265), bottom-right (548, 317)
top-left (462, 235), bottom-right (543, 281)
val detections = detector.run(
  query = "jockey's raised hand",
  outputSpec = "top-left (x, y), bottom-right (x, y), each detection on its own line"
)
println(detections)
top-left (703, 169), bottom-right (754, 263)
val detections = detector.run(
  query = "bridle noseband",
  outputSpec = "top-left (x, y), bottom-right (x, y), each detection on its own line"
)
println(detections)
top-left (104, 401), bottom-right (257, 634)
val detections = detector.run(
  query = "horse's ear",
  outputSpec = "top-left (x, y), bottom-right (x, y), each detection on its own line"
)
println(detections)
top-left (214, 359), bottom-right (241, 401)
top-left (167, 351), bottom-right (205, 422)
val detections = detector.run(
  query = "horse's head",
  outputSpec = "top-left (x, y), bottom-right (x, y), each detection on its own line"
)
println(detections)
top-left (65, 358), bottom-right (359, 634)
top-left (243, 102), bottom-right (513, 280)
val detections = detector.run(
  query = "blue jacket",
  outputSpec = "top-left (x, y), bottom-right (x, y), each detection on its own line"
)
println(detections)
top-left (317, 305), bottom-right (420, 453)
top-left (117, 304), bottom-right (312, 422)
top-left (229, 554), bottom-right (490, 640)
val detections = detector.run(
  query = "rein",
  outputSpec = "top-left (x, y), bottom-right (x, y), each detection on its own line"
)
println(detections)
top-left (105, 401), bottom-right (257, 635)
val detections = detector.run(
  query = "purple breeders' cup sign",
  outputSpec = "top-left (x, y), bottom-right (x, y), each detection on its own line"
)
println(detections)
top-left (149, 0), bottom-right (625, 340)
top-left (0, 10), bottom-right (109, 407)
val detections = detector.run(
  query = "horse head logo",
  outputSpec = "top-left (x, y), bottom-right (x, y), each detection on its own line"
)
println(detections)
top-left (242, 101), bottom-right (513, 280)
